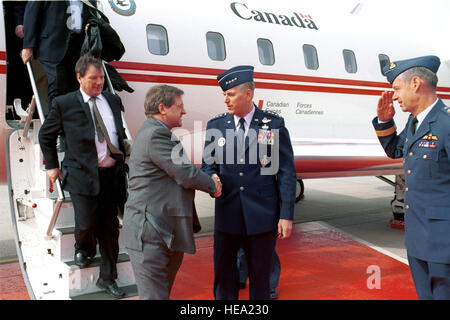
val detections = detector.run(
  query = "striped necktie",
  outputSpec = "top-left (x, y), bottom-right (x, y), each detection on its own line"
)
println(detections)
top-left (91, 97), bottom-right (124, 161)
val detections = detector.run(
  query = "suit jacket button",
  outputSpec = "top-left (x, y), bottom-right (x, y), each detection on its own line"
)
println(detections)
top-left (240, 186), bottom-right (244, 191)
top-left (239, 172), bottom-right (244, 176)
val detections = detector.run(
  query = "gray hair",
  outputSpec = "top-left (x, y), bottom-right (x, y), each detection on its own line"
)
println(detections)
top-left (400, 67), bottom-right (438, 89)
top-left (238, 81), bottom-right (255, 92)
top-left (144, 85), bottom-right (184, 115)
top-left (75, 54), bottom-right (103, 76)
top-left (237, 81), bottom-right (255, 99)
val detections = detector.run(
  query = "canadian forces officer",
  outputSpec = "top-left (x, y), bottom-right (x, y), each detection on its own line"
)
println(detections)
top-left (372, 55), bottom-right (450, 299)
top-left (202, 65), bottom-right (297, 300)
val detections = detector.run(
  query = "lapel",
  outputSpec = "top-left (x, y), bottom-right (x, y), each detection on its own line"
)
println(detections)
top-left (245, 106), bottom-right (261, 153)
top-left (406, 100), bottom-right (441, 151)
top-left (103, 92), bottom-right (124, 140)
top-left (76, 91), bottom-right (95, 132)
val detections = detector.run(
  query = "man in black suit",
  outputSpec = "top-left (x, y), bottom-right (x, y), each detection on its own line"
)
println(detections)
top-left (21, 0), bottom-right (95, 109)
top-left (39, 54), bottom-right (127, 298)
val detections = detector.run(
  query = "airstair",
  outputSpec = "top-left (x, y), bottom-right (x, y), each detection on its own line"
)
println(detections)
top-left (6, 61), bottom-right (137, 300)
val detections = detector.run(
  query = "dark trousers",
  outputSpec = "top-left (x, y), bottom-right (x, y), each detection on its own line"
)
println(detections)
top-left (70, 167), bottom-right (120, 281)
top-left (39, 33), bottom-right (82, 110)
top-left (214, 230), bottom-right (277, 300)
top-left (237, 246), bottom-right (280, 289)
top-left (408, 255), bottom-right (450, 300)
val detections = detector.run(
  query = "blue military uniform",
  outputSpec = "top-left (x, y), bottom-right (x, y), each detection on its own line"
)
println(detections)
top-left (203, 107), bottom-right (296, 234)
top-left (202, 65), bottom-right (296, 300)
top-left (373, 55), bottom-right (450, 299)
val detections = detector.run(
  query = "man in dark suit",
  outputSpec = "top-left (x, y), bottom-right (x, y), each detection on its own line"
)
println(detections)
top-left (21, 0), bottom-right (95, 110)
top-left (39, 54), bottom-right (127, 298)
top-left (202, 65), bottom-right (297, 300)
top-left (373, 55), bottom-right (450, 299)
top-left (122, 85), bottom-right (220, 299)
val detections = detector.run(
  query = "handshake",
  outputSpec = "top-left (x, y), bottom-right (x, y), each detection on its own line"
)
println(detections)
top-left (211, 174), bottom-right (222, 198)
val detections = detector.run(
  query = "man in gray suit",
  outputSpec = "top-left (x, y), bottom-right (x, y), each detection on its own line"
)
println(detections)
top-left (122, 85), bottom-right (221, 300)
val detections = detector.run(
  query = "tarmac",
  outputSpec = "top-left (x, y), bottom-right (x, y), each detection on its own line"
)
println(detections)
top-left (0, 175), bottom-right (412, 300)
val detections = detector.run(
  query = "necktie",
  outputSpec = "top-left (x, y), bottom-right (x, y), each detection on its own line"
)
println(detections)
top-left (411, 116), bottom-right (418, 135)
top-left (91, 97), bottom-right (124, 161)
top-left (236, 117), bottom-right (246, 158)
top-left (237, 117), bottom-right (246, 148)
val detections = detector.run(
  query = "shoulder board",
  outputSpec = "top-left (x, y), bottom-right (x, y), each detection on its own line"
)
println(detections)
top-left (261, 109), bottom-right (283, 119)
top-left (210, 113), bottom-right (227, 121)
top-left (441, 104), bottom-right (450, 117)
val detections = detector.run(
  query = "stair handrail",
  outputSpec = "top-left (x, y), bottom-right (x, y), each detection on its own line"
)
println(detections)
top-left (102, 61), bottom-right (132, 140)
top-left (25, 61), bottom-right (65, 239)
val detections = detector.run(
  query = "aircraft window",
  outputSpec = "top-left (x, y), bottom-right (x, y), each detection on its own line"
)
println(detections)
top-left (378, 54), bottom-right (390, 76)
top-left (257, 38), bottom-right (275, 66)
top-left (343, 49), bottom-right (357, 73)
top-left (206, 32), bottom-right (226, 61)
top-left (303, 44), bottom-right (318, 70)
top-left (146, 24), bottom-right (169, 55)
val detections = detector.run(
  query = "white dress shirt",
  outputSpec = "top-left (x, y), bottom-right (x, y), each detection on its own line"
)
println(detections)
top-left (80, 89), bottom-right (119, 168)
top-left (414, 98), bottom-right (438, 132)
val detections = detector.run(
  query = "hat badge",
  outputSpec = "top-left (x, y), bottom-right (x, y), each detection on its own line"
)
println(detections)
top-left (389, 62), bottom-right (396, 70)
top-left (225, 77), bottom-right (238, 85)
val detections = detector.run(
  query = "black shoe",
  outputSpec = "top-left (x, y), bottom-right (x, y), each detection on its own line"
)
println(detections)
top-left (74, 252), bottom-right (90, 268)
top-left (96, 278), bottom-right (126, 298)
top-left (270, 288), bottom-right (278, 299)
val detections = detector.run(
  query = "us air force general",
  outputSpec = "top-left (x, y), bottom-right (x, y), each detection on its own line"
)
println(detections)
top-left (201, 65), bottom-right (297, 300)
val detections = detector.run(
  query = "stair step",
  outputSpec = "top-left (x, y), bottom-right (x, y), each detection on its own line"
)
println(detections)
top-left (33, 197), bottom-right (75, 231)
top-left (71, 284), bottom-right (138, 300)
top-left (55, 225), bottom-right (126, 262)
top-left (65, 253), bottom-right (136, 298)
top-left (65, 252), bottom-right (130, 268)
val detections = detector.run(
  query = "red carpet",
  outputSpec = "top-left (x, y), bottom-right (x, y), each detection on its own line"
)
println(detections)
top-left (0, 222), bottom-right (417, 300)
top-left (0, 262), bottom-right (29, 300)
top-left (172, 222), bottom-right (417, 300)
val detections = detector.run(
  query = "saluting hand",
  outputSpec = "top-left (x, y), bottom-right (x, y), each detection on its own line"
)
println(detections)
top-left (377, 91), bottom-right (395, 121)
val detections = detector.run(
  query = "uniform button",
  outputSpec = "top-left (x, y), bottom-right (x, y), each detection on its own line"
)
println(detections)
top-left (239, 172), bottom-right (244, 176)
top-left (423, 155), bottom-right (427, 159)
top-left (409, 152), bottom-right (413, 156)
top-left (240, 186), bottom-right (244, 191)
top-left (407, 170), bottom-right (411, 174)
top-left (405, 187), bottom-right (409, 192)
top-left (406, 205), bottom-right (410, 210)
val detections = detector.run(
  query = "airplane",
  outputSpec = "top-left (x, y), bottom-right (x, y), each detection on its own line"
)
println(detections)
top-left (0, 0), bottom-right (449, 299)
